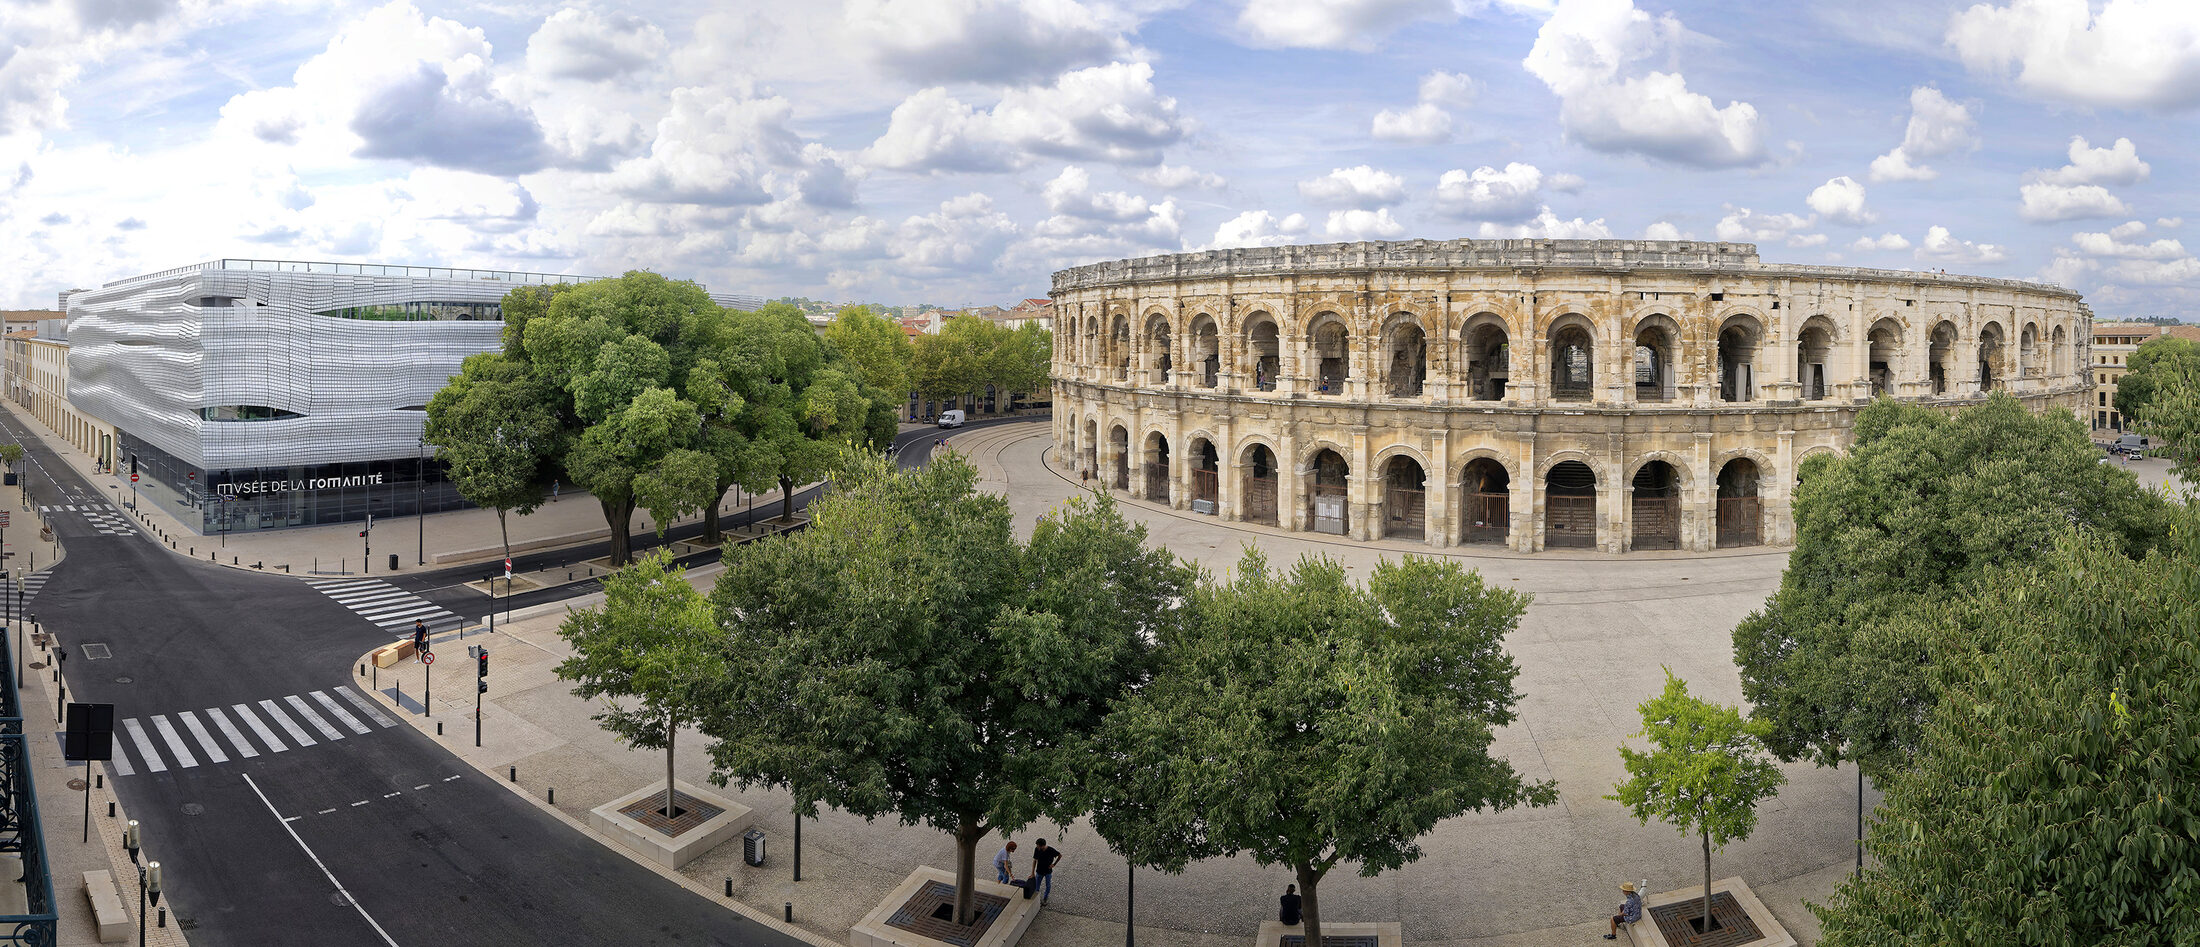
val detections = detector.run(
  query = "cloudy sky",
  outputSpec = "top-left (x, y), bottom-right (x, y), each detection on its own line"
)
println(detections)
top-left (3, 0), bottom-right (2195, 315)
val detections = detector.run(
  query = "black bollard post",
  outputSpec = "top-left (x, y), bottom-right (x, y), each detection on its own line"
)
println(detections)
top-left (548, 788), bottom-right (554, 805)
top-left (724, 878), bottom-right (732, 897)
top-left (509, 766), bottom-right (516, 782)
top-left (785, 903), bottom-right (793, 923)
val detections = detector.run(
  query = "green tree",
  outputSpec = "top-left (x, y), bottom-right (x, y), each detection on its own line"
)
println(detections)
top-left (1096, 551), bottom-right (1556, 946)
top-left (1607, 670), bottom-right (1787, 936)
top-left (1814, 516), bottom-right (2200, 946)
top-left (0, 443), bottom-right (22, 471)
top-left (994, 323), bottom-right (1052, 409)
top-left (1734, 395), bottom-right (2169, 782)
top-left (704, 453), bottom-right (1190, 926)
top-left (822, 304), bottom-right (913, 404)
top-left (555, 549), bottom-right (725, 823)
top-left (731, 303), bottom-right (886, 523)
top-left (911, 315), bottom-right (1005, 410)
top-left (424, 352), bottom-right (562, 562)
top-left (2110, 335), bottom-right (2200, 426)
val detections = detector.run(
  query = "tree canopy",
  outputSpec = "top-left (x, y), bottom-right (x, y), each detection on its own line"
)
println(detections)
top-left (910, 315), bottom-right (1052, 411)
top-left (1733, 394), bottom-right (2171, 779)
top-left (703, 454), bottom-right (1191, 925)
top-left (2110, 335), bottom-right (2200, 427)
top-left (1095, 550), bottom-right (1556, 947)
top-left (1607, 670), bottom-right (1786, 935)
top-left (1813, 514), bottom-right (2200, 946)
top-left (423, 352), bottom-right (562, 560)
top-left (2120, 336), bottom-right (2200, 480)
top-left (821, 304), bottom-right (913, 403)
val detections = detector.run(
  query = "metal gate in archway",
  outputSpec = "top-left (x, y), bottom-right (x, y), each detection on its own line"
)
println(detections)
top-left (1463, 492), bottom-right (1508, 544)
top-left (1243, 476), bottom-right (1278, 525)
top-left (1384, 488), bottom-right (1425, 540)
top-left (1717, 497), bottom-right (1761, 547)
top-left (1191, 468), bottom-right (1218, 511)
top-left (1545, 497), bottom-right (1596, 547)
top-left (1145, 463), bottom-right (1170, 504)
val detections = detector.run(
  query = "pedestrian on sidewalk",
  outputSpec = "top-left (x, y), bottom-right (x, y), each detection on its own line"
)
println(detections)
top-left (552, 480), bottom-right (560, 502)
top-left (993, 840), bottom-right (1017, 884)
top-left (412, 619), bottom-right (429, 660)
top-left (1028, 838), bottom-right (1061, 904)
top-left (1604, 881), bottom-right (1643, 939)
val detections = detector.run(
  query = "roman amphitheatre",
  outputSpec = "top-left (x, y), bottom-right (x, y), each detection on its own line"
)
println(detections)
top-left (1049, 238), bottom-right (2089, 553)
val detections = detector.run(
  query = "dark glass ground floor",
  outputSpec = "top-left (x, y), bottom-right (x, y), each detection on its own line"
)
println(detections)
top-left (118, 431), bottom-right (473, 535)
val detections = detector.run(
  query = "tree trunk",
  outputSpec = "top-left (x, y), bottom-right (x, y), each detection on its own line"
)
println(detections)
top-left (778, 474), bottom-right (795, 522)
top-left (703, 483), bottom-right (730, 545)
top-left (1297, 862), bottom-right (1323, 947)
top-left (664, 714), bottom-right (677, 821)
top-left (1702, 830), bottom-right (1713, 934)
top-left (604, 497), bottom-right (636, 565)
top-left (953, 817), bottom-right (984, 926)
top-left (498, 508), bottom-right (510, 564)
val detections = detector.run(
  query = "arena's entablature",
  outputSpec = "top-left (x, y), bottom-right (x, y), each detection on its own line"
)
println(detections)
top-left (1049, 239), bottom-right (2090, 553)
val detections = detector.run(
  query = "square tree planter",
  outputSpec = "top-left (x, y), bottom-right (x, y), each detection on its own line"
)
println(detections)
top-left (852, 866), bottom-right (1042, 947)
top-left (586, 779), bottom-right (754, 871)
top-left (1629, 877), bottom-right (1795, 947)
top-left (1253, 921), bottom-right (1402, 947)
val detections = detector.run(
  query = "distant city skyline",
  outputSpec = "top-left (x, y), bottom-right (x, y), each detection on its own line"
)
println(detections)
top-left (4, 0), bottom-right (2195, 318)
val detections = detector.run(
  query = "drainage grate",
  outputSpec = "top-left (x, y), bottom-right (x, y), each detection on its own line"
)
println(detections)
top-left (81, 643), bottom-right (111, 660)
top-left (616, 790), bottom-right (725, 838)
top-left (1279, 937), bottom-right (1379, 947)
top-left (1649, 891), bottom-right (1763, 947)
top-left (884, 880), bottom-right (1008, 947)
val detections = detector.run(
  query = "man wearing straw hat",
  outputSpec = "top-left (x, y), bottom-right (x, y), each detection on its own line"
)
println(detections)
top-left (1604, 881), bottom-right (1643, 939)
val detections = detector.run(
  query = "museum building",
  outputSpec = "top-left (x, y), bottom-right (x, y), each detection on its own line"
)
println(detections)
top-left (64, 259), bottom-right (758, 535)
top-left (1050, 239), bottom-right (2091, 553)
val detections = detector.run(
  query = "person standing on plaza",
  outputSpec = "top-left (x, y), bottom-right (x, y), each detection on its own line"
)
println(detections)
top-left (412, 619), bottom-right (429, 661)
top-left (1028, 839), bottom-right (1061, 904)
top-left (992, 840), bottom-right (1017, 884)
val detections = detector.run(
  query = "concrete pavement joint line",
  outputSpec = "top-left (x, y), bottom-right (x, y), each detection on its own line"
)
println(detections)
top-left (242, 773), bottom-right (404, 947)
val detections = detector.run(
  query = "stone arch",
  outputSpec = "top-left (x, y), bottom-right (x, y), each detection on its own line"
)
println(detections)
top-left (1303, 445), bottom-right (1352, 534)
top-left (1307, 311), bottom-right (1351, 394)
top-left (1867, 317), bottom-right (1903, 397)
top-left (1927, 319), bottom-right (1958, 395)
top-left (1630, 312), bottom-right (1682, 403)
top-left (1144, 311), bottom-right (1175, 385)
top-left (1978, 320), bottom-right (2008, 390)
top-left (1142, 429), bottom-right (1173, 503)
top-left (1082, 314), bottom-right (1099, 366)
top-left (2051, 325), bottom-right (2068, 376)
top-left (1714, 456), bottom-right (1764, 547)
top-left (1796, 314), bottom-right (1838, 401)
top-left (1628, 456), bottom-right (1685, 551)
top-left (1243, 311), bottom-right (1281, 391)
top-left (1795, 445), bottom-right (1842, 487)
top-left (1379, 453), bottom-right (1429, 540)
top-left (1107, 421), bottom-right (1131, 489)
top-left (1379, 311), bottom-right (1429, 397)
top-left (1189, 313), bottom-right (1221, 388)
top-left (1452, 446), bottom-right (1523, 484)
top-left (1624, 450), bottom-right (1699, 490)
top-left (1109, 313), bottom-right (1133, 381)
top-left (1461, 312), bottom-right (1511, 401)
top-left (1546, 313), bottom-right (1598, 403)
top-left (1536, 448), bottom-right (1609, 481)
top-left (1716, 312), bottom-right (1765, 402)
top-left (1081, 414), bottom-right (1100, 475)
top-left (1542, 459), bottom-right (1599, 549)
top-left (1238, 438), bottom-right (1282, 526)
top-left (1188, 433), bottom-right (1221, 508)
top-left (2019, 321), bottom-right (2040, 379)
top-left (1458, 451), bottom-right (1515, 546)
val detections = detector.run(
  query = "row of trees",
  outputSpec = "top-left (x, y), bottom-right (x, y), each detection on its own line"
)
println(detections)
top-left (1731, 392), bottom-right (2198, 944)
top-left (425, 274), bottom-right (900, 565)
top-left (2116, 334), bottom-right (2200, 475)
top-left (559, 453), bottom-right (1558, 943)
top-left (821, 306), bottom-right (1052, 417)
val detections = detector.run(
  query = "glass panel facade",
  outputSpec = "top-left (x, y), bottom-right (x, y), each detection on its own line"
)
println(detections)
top-left (316, 301), bottom-right (504, 322)
top-left (118, 431), bottom-right (472, 535)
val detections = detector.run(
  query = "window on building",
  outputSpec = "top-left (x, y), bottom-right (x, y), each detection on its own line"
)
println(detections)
top-left (200, 405), bottom-right (305, 422)
top-left (317, 301), bottom-right (504, 321)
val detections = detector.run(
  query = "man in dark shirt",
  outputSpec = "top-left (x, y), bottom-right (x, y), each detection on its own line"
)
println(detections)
top-left (412, 620), bottom-right (429, 661)
top-left (1280, 884), bottom-right (1302, 925)
top-left (1029, 839), bottom-right (1061, 904)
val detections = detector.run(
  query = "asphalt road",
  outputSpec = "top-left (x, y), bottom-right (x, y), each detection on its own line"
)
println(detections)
top-left (0, 410), bottom-right (810, 947)
top-left (0, 410), bottom-right (1044, 946)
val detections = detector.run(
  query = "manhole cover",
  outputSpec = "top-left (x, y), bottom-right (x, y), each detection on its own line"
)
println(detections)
top-left (81, 643), bottom-right (111, 659)
top-left (113, 676), bottom-right (133, 684)
top-left (26, 662), bottom-right (42, 670)
top-left (66, 779), bottom-right (87, 791)
top-left (180, 803), bottom-right (204, 816)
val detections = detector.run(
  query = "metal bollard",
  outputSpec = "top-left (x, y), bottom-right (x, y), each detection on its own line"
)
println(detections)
top-left (107, 802), bottom-right (114, 817)
top-left (548, 788), bottom-right (555, 805)
top-left (95, 775), bottom-right (102, 788)
top-left (785, 903), bottom-right (793, 923)
top-left (158, 909), bottom-right (165, 928)
top-left (724, 878), bottom-right (733, 897)
top-left (509, 766), bottom-right (516, 782)
top-left (436, 722), bottom-right (443, 736)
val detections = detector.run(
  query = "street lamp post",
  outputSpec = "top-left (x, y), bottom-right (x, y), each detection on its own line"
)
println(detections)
top-left (416, 438), bottom-right (426, 566)
top-left (124, 821), bottom-right (162, 947)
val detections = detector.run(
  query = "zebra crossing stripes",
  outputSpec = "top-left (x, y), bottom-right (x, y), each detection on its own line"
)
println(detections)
top-left (32, 502), bottom-right (138, 536)
top-left (1, 571), bottom-right (50, 620)
top-left (304, 577), bottom-right (461, 635)
top-left (105, 687), bottom-right (400, 778)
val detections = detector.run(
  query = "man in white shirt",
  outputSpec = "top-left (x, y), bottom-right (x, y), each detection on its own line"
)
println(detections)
top-left (993, 840), bottom-right (1017, 884)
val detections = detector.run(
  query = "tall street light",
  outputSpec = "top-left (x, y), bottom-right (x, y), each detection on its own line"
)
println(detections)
top-left (416, 438), bottom-right (426, 566)
top-left (123, 820), bottom-right (164, 947)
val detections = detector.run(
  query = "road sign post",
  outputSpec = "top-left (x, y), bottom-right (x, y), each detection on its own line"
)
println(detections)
top-left (470, 645), bottom-right (488, 747)
top-left (421, 649), bottom-right (432, 717)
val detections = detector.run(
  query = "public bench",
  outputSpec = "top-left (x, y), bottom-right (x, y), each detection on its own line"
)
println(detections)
top-left (83, 869), bottom-right (128, 943)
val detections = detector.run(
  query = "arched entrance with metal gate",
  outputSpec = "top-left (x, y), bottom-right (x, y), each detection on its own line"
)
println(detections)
top-left (1110, 425), bottom-right (1129, 490)
top-left (1307, 449), bottom-right (1349, 535)
top-left (1145, 432), bottom-right (1171, 504)
top-left (1191, 439), bottom-right (1219, 513)
top-left (1241, 444), bottom-right (1279, 525)
top-left (1716, 458), bottom-right (1761, 547)
top-left (1544, 461), bottom-right (1597, 549)
top-left (1460, 458), bottom-right (1509, 545)
top-left (1630, 461), bottom-right (1681, 550)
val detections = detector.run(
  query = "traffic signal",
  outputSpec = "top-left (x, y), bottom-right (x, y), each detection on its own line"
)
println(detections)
top-left (130, 454), bottom-right (138, 476)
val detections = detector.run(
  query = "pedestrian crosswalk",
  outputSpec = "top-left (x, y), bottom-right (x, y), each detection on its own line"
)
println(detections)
top-left (1, 570), bottom-right (49, 620)
top-left (105, 686), bottom-right (399, 777)
top-left (304, 577), bottom-right (461, 637)
top-left (36, 503), bottom-right (136, 536)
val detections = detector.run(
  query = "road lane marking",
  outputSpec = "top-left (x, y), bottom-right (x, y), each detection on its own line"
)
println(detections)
top-left (285, 695), bottom-right (346, 741)
top-left (176, 711), bottom-right (229, 764)
top-left (336, 687), bottom-right (398, 728)
top-left (258, 699), bottom-right (318, 747)
top-left (202, 707), bottom-right (259, 759)
top-left (412, 784), bottom-right (428, 790)
top-left (382, 792), bottom-right (399, 798)
top-left (241, 774), bottom-right (403, 947)
top-left (122, 719), bottom-right (167, 773)
top-left (350, 800), bottom-right (368, 807)
top-left (232, 702), bottom-right (291, 752)
top-left (441, 775), bottom-right (459, 781)
top-left (310, 691), bottom-right (371, 735)
top-left (317, 808), bottom-right (336, 815)
top-left (107, 746), bottom-right (135, 777)
top-left (150, 715), bottom-right (199, 768)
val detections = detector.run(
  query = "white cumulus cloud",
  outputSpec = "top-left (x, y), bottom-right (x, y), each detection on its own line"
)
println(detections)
top-left (1521, 0), bottom-right (1765, 167)
top-left (1477, 207), bottom-right (1613, 239)
top-left (2034, 136), bottom-right (2150, 185)
top-left (1040, 166), bottom-right (1151, 221)
top-left (2071, 221), bottom-right (2187, 259)
top-left (1236, 0), bottom-right (1457, 50)
top-left (1434, 162), bottom-right (1553, 221)
top-left (1371, 70), bottom-right (1477, 144)
top-left (1299, 165), bottom-right (1407, 207)
top-left (2018, 183), bottom-right (2131, 222)
top-left (845, 0), bottom-right (1133, 85)
top-left (1325, 207), bottom-right (1407, 239)
top-left (1642, 220), bottom-right (1686, 240)
top-left (526, 9), bottom-right (668, 82)
top-left (1869, 86), bottom-right (1977, 182)
top-left (1806, 176), bottom-right (1876, 226)
top-left (1915, 225), bottom-right (2007, 264)
top-left (1947, 0), bottom-right (2200, 111)
top-left (1715, 206), bottom-right (1816, 244)
top-left (864, 61), bottom-right (1189, 172)
top-left (1130, 164), bottom-right (1227, 190)
top-left (1204, 209), bottom-right (1309, 249)
top-left (1850, 233), bottom-right (1912, 252)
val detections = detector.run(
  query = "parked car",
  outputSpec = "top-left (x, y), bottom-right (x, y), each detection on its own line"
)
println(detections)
top-left (937, 409), bottom-right (966, 428)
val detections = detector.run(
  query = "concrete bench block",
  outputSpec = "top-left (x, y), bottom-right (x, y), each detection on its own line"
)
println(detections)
top-left (83, 869), bottom-right (128, 944)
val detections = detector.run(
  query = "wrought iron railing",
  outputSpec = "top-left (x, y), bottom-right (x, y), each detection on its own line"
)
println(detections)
top-left (0, 617), bottom-right (57, 943)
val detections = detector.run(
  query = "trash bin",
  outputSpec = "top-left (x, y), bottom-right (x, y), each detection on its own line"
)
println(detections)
top-left (2, 473), bottom-right (15, 485)
top-left (389, 553), bottom-right (400, 571)
top-left (742, 828), bottom-right (766, 866)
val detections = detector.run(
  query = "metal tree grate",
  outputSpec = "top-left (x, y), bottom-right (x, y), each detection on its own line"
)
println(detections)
top-left (1648, 891), bottom-right (1763, 947)
top-left (616, 790), bottom-right (725, 838)
top-left (1278, 936), bottom-right (1379, 947)
top-left (884, 880), bottom-right (1010, 947)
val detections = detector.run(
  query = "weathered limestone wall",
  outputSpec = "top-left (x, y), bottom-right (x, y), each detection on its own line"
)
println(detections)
top-left (1049, 239), bottom-right (2091, 554)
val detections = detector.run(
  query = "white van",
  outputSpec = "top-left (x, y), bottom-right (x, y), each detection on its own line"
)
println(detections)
top-left (937, 410), bottom-right (965, 428)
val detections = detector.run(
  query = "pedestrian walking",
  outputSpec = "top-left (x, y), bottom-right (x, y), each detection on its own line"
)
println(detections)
top-left (552, 480), bottom-right (560, 502)
top-left (1028, 838), bottom-right (1062, 904)
top-left (993, 840), bottom-right (1017, 884)
top-left (412, 619), bottom-right (429, 661)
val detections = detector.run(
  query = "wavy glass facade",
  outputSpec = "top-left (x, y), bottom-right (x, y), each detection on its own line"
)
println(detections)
top-left (66, 259), bottom-right (754, 534)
